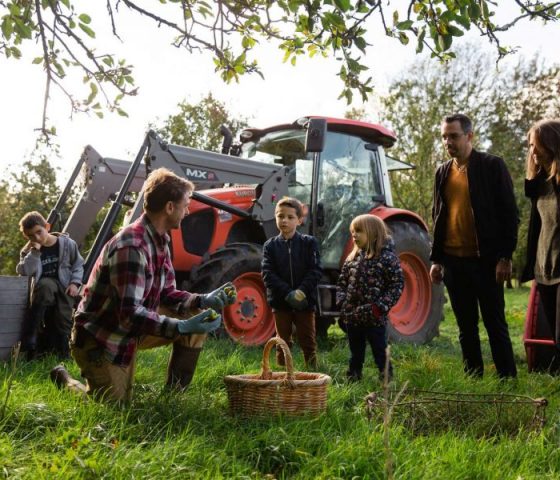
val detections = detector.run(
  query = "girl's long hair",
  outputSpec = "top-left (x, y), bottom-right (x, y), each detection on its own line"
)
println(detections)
top-left (346, 214), bottom-right (390, 261)
top-left (526, 119), bottom-right (560, 183)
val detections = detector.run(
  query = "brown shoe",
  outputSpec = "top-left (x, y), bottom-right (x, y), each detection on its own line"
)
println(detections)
top-left (50, 364), bottom-right (71, 389)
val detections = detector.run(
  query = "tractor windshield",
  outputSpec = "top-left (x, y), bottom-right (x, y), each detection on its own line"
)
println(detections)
top-left (241, 127), bottom-right (385, 268)
top-left (240, 128), bottom-right (313, 207)
top-left (316, 131), bottom-right (385, 267)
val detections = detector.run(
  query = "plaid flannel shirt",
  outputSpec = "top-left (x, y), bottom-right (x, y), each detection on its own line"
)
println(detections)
top-left (74, 214), bottom-right (198, 366)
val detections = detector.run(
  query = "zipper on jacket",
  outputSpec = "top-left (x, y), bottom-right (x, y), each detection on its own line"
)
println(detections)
top-left (287, 240), bottom-right (294, 288)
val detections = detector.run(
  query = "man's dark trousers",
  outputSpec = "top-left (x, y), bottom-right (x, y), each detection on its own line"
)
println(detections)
top-left (443, 255), bottom-right (517, 378)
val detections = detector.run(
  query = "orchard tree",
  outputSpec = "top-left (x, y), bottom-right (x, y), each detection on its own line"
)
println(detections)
top-left (487, 61), bottom-right (560, 279)
top-left (1, 1), bottom-right (559, 136)
top-left (380, 45), bottom-right (496, 226)
top-left (156, 93), bottom-right (249, 151)
top-left (381, 48), bottom-right (560, 282)
top-left (0, 158), bottom-right (61, 275)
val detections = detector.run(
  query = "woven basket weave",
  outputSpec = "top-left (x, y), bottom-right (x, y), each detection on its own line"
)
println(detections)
top-left (224, 337), bottom-right (331, 417)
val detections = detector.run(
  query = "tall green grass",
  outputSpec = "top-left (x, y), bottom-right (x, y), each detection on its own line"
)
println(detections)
top-left (2, 286), bottom-right (560, 479)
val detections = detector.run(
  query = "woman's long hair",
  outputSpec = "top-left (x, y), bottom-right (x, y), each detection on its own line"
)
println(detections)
top-left (346, 214), bottom-right (390, 261)
top-left (526, 119), bottom-right (560, 183)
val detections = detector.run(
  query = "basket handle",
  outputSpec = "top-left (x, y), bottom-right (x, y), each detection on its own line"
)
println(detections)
top-left (260, 336), bottom-right (295, 381)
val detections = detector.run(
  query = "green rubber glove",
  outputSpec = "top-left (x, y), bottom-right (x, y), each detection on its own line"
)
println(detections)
top-left (201, 282), bottom-right (238, 310)
top-left (176, 309), bottom-right (221, 335)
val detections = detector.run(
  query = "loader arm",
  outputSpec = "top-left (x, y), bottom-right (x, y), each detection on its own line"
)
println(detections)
top-left (62, 145), bottom-right (146, 248)
top-left (83, 130), bottom-right (291, 282)
top-left (125, 130), bottom-right (291, 230)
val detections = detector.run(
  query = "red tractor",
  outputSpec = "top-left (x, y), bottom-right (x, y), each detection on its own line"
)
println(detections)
top-left (60, 116), bottom-right (444, 346)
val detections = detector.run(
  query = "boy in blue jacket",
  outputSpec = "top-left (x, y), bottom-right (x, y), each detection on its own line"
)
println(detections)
top-left (261, 197), bottom-right (322, 368)
top-left (16, 211), bottom-right (84, 359)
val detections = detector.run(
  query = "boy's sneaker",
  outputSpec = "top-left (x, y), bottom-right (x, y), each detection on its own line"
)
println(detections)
top-left (346, 371), bottom-right (362, 382)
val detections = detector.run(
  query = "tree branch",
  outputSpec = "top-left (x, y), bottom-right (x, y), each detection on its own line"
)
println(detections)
top-left (34, 0), bottom-right (54, 136)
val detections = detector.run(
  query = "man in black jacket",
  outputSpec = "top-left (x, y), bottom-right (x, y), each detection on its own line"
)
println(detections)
top-left (430, 114), bottom-right (518, 378)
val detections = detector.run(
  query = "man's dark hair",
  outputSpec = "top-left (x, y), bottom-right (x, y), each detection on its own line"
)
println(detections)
top-left (276, 196), bottom-right (304, 218)
top-left (19, 211), bottom-right (47, 232)
top-left (443, 114), bottom-right (473, 134)
top-left (143, 168), bottom-right (194, 213)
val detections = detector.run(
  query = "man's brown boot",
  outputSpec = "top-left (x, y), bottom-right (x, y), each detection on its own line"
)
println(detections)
top-left (166, 344), bottom-right (202, 391)
top-left (50, 364), bottom-right (72, 389)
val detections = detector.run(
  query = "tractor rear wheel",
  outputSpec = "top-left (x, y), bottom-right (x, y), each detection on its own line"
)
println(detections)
top-left (186, 243), bottom-right (275, 346)
top-left (387, 221), bottom-right (444, 344)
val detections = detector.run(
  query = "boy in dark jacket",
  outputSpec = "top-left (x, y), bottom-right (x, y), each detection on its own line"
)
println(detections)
top-left (17, 211), bottom-right (84, 359)
top-left (261, 197), bottom-right (322, 368)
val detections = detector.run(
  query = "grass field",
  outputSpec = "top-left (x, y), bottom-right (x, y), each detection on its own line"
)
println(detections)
top-left (2, 286), bottom-right (560, 479)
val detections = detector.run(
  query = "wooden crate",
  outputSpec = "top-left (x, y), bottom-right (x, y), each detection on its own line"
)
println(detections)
top-left (0, 276), bottom-right (28, 361)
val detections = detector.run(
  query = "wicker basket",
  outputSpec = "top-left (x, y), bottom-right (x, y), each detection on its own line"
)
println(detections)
top-left (224, 337), bottom-right (331, 417)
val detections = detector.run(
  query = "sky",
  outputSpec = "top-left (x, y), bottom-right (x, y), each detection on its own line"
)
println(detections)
top-left (0, 2), bottom-right (559, 183)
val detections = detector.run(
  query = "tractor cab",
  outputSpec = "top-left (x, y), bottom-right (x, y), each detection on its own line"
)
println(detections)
top-left (239, 117), bottom-right (408, 269)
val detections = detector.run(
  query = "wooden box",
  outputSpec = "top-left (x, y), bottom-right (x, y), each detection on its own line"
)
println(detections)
top-left (0, 276), bottom-right (28, 361)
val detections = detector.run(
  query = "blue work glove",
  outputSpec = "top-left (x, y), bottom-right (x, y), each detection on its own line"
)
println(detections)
top-left (176, 309), bottom-right (222, 335)
top-left (285, 289), bottom-right (309, 310)
top-left (200, 282), bottom-right (237, 311)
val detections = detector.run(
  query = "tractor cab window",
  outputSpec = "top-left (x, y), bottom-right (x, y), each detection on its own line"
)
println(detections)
top-left (240, 129), bottom-right (313, 208)
top-left (317, 132), bottom-right (384, 268)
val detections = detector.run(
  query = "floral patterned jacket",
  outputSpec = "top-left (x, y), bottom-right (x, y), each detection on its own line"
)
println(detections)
top-left (336, 239), bottom-right (404, 327)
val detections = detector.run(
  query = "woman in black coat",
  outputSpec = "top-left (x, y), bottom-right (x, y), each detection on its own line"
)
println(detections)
top-left (523, 119), bottom-right (560, 359)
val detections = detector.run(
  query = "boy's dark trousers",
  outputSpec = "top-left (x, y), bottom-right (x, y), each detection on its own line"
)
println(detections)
top-left (346, 323), bottom-right (391, 379)
top-left (24, 277), bottom-right (73, 358)
top-left (273, 310), bottom-right (317, 368)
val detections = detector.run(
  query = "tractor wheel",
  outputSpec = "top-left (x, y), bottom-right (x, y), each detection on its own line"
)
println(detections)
top-left (186, 243), bottom-right (275, 346)
top-left (525, 284), bottom-right (558, 373)
top-left (386, 221), bottom-right (444, 344)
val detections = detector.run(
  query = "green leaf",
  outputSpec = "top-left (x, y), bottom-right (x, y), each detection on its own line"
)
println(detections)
top-left (482, 1), bottom-right (490, 19)
top-left (334, 0), bottom-right (351, 13)
top-left (396, 20), bottom-right (413, 30)
top-left (117, 108), bottom-right (129, 117)
top-left (357, 3), bottom-right (369, 13)
top-left (416, 28), bottom-right (426, 53)
top-left (10, 46), bottom-right (21, 59)
top-left (437, 33), bottom-right (453, 51)
top-left (13, 19), bottom-right (32, 39)
top-left (454, 14), bottom-right (471, 30)
top-left (78, 23), bottom-right (96, 38)
top-left (468, 3), bottom-right (481, 20)
top-left (78, 13), bottom-right (91, 24)
top-left (32, 56), bottom-right (43, 64)
top-left (447, 25), bottom-right (464, 36)
top-left (86, 82), bottom-right (98, 105)
top-left (287, 0), bottom-right (300, 13)
top-left (1, 18), bottom-right (13, 40)
top-left (355, 36), bottom-right (366, 53)
top-left (95, 111), bottom-right (104, 119)
top-left (241, 36), bottom-right (256, 49)
top-left (398, 32), bottom-right (409, 45)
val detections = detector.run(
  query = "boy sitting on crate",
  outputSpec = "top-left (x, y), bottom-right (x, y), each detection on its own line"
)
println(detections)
top-left (16, 211), bottom-right (84, 360)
